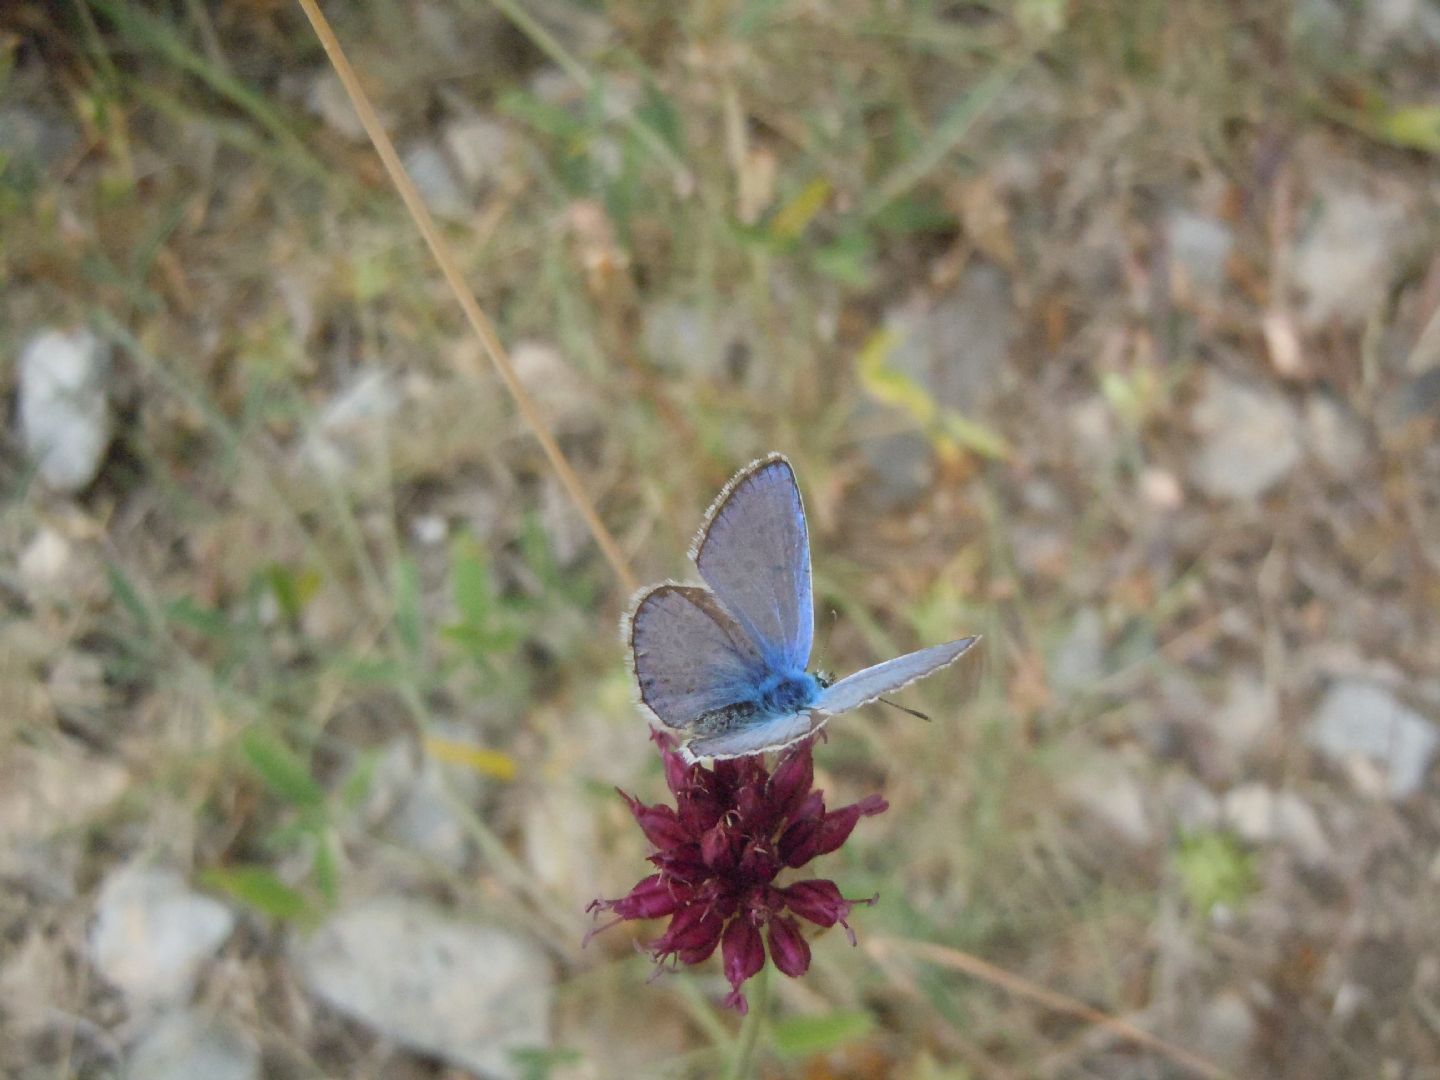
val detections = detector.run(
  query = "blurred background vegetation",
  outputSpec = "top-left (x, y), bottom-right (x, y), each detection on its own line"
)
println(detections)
top-left (3, 1), bottom-right (1440, 1078)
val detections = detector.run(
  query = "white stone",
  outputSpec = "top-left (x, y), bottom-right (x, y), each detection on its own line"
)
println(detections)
top-left (884, 265), bottom-right (1014, 415)
top-left (1212, 674), bottom-right (1276, 759)
top-left (403, 140), bottom-right (467, 220)
top-left (1168, 211), bottom-right (1233, 295)
top-left (19, 328), bottom-right (113, 492)
top-left (1222, 783), bottom-right (1329, 863)
top-left (1193, 992), bottom-right (1258, 1071)
top-left (1064, 761), bottom-right (1152, 845)
top-left (88, 865), bottom-right (236, 1008)
top-left (291, 898), bottom-right (552, 1080)
top-left (1189, 373), bottom-right (1302, 501)
top-left (1303, 394), bottom-right (1368, 480)
top-left (1295, 187), bottom-right (1405, 327)
top-left (19, 527), bottom-right (73, 594)
top-left (511, 340), bottom-right (592, 432)
top-left (306, 71), bottom-right (367, 141)
top-left (0, 745), bottom-right (128, 843)
top-left (442, 115), bottom-right (512, 189)
top-left (1162, 773), bottom-right (1222, 832)
top-left (1310, 680), bottom-right (1439, 798)
top-left (411, 514), bottom-right (449, 546)
top-left (126, 1011), bottom-right (260, 1080)
top-left (1050, 607), bottom-right (1106, 693)
top-left (301, 369), bottom-right (401, 476)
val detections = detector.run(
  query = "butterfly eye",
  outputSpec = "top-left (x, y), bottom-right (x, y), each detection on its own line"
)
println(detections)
top-left (815, 671), bottom-right (834, 689)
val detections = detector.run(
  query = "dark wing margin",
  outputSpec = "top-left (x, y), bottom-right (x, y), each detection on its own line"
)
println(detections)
top-left (623, 582), bottom-right (767, 730)
top-left (689, 453), bottom-right (813, 674)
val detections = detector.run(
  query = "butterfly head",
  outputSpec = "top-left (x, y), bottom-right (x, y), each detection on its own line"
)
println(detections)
top-left (814, 670), bottom-right (834, 689)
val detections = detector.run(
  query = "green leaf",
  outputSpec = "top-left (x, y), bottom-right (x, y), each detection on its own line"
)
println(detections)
top-left (265, 562), bottom-right (320, 622)
top-left (312, 830), bottom-right (340, 906)
top-left (105, 563), bottom-right (152, 630)
top-left (339, 747), bottom-right (383, 810)
top-left (240, 729), bottom-right (325, 808)
top-left (636, 79), bottom-right (683, 154)
top-left (771, 1010), bottom-right (875, 1058)
top-left (1376, 104), bottom-right (1440, 152)
top-left (164, 596), bottom-right (231, 638)
top-left (201, 865), bottom-right (308, 920)
top-left (868, 192), bottom-right (955, 235)
top-left (450, 535), bottom-right (496, 627)
top-left (393, 556), bottom-right (423, 658)
top-left (1175, 830), bottom-right (1258, 916)
top-left (811, 230), bottom-right (875, 288)
top-left (508, 1046), bottom-right (583, 1080)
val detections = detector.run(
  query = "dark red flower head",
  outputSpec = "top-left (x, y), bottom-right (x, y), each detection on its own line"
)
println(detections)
top-left (587, 733), bottom-right (885, 1013)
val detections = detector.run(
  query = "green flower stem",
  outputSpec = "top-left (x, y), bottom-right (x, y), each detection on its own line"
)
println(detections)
top-left (726, 963), bottom-right (770, 1080)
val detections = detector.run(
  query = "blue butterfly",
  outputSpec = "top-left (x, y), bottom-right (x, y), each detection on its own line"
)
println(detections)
top-left (625, 453), bottom-right (979, 762)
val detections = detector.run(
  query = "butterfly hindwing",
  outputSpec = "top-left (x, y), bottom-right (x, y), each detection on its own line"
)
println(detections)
top-left (813, 637), bottom-right (979, 716)
top-left (679, 712), bottom-right (828, 764)
top-left (626, 583), bottom-right (767, 730)
top-left (690, 453), bottom-right (813, 673)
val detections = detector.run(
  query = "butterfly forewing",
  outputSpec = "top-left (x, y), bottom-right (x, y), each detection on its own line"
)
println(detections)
top-left (813, 637), bottom-right (979, 715)
top-left (690, 454), bottom-right (813, 673)
top-left (627, 584), bottom-right (767, 729)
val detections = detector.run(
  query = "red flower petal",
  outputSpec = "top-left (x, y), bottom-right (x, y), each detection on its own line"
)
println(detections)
top-left (722, 916), bottom-right (766, 995)
top-left (608, 874), bottom-right (689, 920)
top-left (779, 879), bottom-right (851, 927)
top-left (700, 819), bottom-right (737, 871)
top-left (652, 903), bottom-right (723, 963)
top-left (779, 794), bottom-right (888, 867)
top-left (621, 792), bottom-right (690, 850)
top-left (767, 916), bottom-right (811, 978)
top-left (766, 741), bottom-right (814, 823)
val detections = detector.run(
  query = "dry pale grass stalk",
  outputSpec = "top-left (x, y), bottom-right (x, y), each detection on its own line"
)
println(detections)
top-left (295, 0), bottom-right (639, 595)
top-left (869, 937), bottom-right (1232, 1080)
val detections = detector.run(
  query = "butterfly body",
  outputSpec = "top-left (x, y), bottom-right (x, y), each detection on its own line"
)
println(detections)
top-left (625, 453), bottom-right (977, 762)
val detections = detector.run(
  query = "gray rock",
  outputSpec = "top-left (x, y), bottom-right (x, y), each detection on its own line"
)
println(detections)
top-left (1063, 759), bottom-right (1153, 845)
top-left (0, 106), bottom-right (80, 181)
top-left (1192, 992), bottom-right (1258, 1072)
top-left (1050, 607), bottom-right (1106, 693)
top-left (442, 114), bottom-right (512, 191)
top-left (89, 865), bottom-right (236, 1008)
top-left (1168, 211), bottom-right (1234, 296)
top-left (1310, 680), bottom-right (1439, 798)
top-left (1162, 773), bottom-right (1222, 832)
top-left (1211, 674), bottom-right (1276, 759)
top-left (511, 340), bottom-right (593, 433)
top-left (301, 369), bottom-right (401, 477)
top-left (291, 898), bottom-right (552, 1080)
top-left (125, 1011), bottom-right (259, 1080)
top-left (641, 300), bottom-right (751, 382)
top-left (403, 140), bottom-right (468, 220)
top-left (17, 525), bottom-right (107, 609)
top-left (0, 745), bottom-right (128, 845)
top-left (1188, 373), bottom-right (1302, 500)
top-left (1295, 186), bottom-right (1405, 327)
top-left (362, 739), bottom-right (477, 872)
top-left (1303, 394), bottom-right (1368, 480)
top-left (856, 423), bottom-right (936, 509)
top-left (305, 70), bottom-right (371, 142)
top-left (1222, 783), bottom-right (1329, 863)
top-left (884, 264), bottom-right (1015, 416)
top-left (18, 328), bottom-right (114, 493)
top-left (1360, 0), bottom-right (1440, 55)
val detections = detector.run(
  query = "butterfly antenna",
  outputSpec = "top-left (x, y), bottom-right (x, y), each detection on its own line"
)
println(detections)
top-left (880, 697), bottom-right (931, 722)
